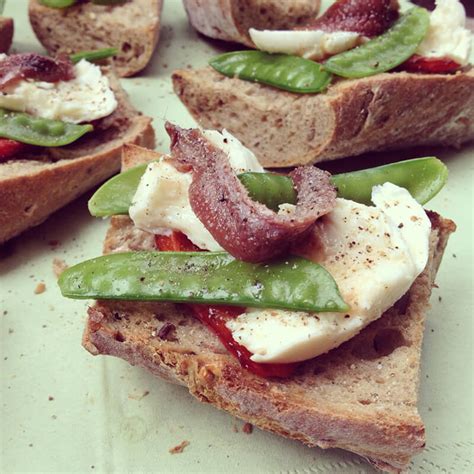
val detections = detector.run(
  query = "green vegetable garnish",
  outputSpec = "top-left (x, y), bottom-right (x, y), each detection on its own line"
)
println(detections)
top-left (238, 172), bottom-right (297, 212)
top-left (324, 7), bottom-right (430, 78)
top-left (209, 51), bottom-right (332, 94)
top-left (0, 109), bottom-right (93, 147)
top-left (88, 157), bottom-right (447, 217)
top-left (70, 48), bottom-right (117, 64)
top-left (59, 251), bottom-right (348, 313)
top-left (0, 0), bottom-right (6, 15)
top-left (39, 0), bottom-right (77, 8)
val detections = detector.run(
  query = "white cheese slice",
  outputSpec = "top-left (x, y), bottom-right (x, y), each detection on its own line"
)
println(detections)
top-left (202, 129), bottom-right (264, 173)
top-left (129, 129), bottom-right (264, 251)
top-left (226, 183), bottom-right (431, 364)
top-left (416, 0), bottom-right (472, 65)
top-left (248, 28), bottom-right (362, 61)
top-left (129, 159), bottom-right (223, 251)
top-left (0, 59), bottom-right (117, 123)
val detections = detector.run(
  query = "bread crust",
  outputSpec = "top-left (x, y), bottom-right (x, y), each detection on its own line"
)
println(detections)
top-left (0, 17), bottom-right (14, 53)
top-left (183, 0), bottom-right (321, 46)
top-left (82, 146), bottom-right (455, 472)
top-left (172, 67), bottom-right (474, 167)
top-left (0, 72), bottom-right (155, 244)
top-left (28, 0), bottom-right (163, 77)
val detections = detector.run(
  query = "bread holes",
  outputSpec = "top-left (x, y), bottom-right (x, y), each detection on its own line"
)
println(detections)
top-left (114, 330), bottom-right (126, 342)
top-left (122, 42), bottom-right (132, 53)
top-left (352, 328), bottom-right (408, 360)
top-left (373, 328), bottom-right (407, 357)
top-left (23, 204), bottom-right (37, 217)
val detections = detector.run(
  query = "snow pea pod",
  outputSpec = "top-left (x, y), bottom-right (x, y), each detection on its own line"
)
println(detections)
top-left (59, 251), bottom-right (348, 313)
top-left (240, 157), bottom-right (447, 207)
top-left (88, 162), bottom-right (149, 217)
top-left (39, 0), bottom-right (77, 7)
top-left (331, 157), bottom-right (447, 206)
top-left (89, 157), bottom-right (446, 217)
top-left (0, 108), bottom-right (93, 147)
top-left (324, 7), bottom-right (430, 78)
top-left (238, 172), bottom-right (297, 212)
top-left (209, 51), bottom-right (332, 94)
top-left (70, 48), bottom-right (118, 64)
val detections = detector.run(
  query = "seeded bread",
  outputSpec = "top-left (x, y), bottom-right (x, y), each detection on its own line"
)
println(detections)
top-left (0, 16), bottom-right (13, 53)
top-left (82, 144), bottom-right (455, 473)
top-left (172, 67), bottom-right (474, 167)
top-left (0, 71), bottom-right (155, 244)
top-left (28, 0), bottom-right (162, 78)
top-left (183, 0), bottom-right (321, 47)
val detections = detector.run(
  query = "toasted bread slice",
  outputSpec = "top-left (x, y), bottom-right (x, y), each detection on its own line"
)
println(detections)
top-left (172, 67), bottom-right (474, 167)
top-left (0, 71), bottom-right (155, 244)
top-left (183, 0), bottom-right (321, 47)
top-left (28, 0), bottom-right (162, 77)
top-left (82, 145), bottom-right (455, 473)
top-left (0, 16), bottom-right (13, 53)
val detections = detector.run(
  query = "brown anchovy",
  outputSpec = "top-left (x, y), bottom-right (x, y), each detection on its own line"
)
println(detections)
top-left (297, 0), bottom-right (399, 37)
top-left (0, 53), bottom-right (75, 90)
top-left (166, 122), bottom-right (337, 263)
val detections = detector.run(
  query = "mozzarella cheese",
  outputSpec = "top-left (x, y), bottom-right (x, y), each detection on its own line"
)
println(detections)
top-left (129, 129), bottom-right (263, 251)
top-left (416, 0), bottom-right (472, 65)
top-left (202, 129), bottom-right (264, 174)
top-left (226, 183), bottom-right (431, 364)
top-left (248, 28), bottom-right (362, 61)
top-left (0, 59), bottom-right (117, 123)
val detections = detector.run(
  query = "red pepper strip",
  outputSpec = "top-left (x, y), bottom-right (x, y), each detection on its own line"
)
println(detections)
top-left (0, 138), bottom-right (26, 161)
top-left (401, 55), bottom-right (461, 74)
top-left (154, 231), bottom-right (298, 378)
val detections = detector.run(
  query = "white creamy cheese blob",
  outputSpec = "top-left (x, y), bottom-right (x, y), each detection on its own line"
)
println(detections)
top-left (129, 129), bottom-right (263, 251)
top-left (226, 183), bottom-right (431, 364)
top-left (248, 28), bottom-right (362, 61)
top-left (416, 0), bottom-right (472, 65)
top-left (202, 129), bottom-right (264, 173)
top-left (0, 59), bottom-right (117, 123)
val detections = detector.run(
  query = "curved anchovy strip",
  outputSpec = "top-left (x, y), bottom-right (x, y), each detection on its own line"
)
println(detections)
top-left (0, 53), bottom-right (75, 90)
top-left (166, 122), bottom-right (337, 263)
top-left (298, 0), bottom-right (399, 37)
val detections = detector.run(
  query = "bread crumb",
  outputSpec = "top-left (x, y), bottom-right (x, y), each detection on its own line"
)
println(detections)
top-left (242, 423), bottom-right (253, 434)
top-left (34, 282), bottom-right (46, 294)
top-left (169, 440), bottom-right (189, 454)
top-left (52, 258), bottom-right (68, 278)
top-left (128, 390), bottom-right (150, 401)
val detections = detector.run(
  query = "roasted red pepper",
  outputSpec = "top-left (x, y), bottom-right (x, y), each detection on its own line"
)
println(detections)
top-left (401, 55), bottom-right (461, 74)
top-left (0, 138), bottom-right (26, 161)
top-left (155, 231), bottom-right (298, 378)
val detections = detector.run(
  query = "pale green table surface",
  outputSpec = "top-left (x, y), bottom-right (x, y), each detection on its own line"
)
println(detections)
top-left (1, 1), bottom-right (473, 473)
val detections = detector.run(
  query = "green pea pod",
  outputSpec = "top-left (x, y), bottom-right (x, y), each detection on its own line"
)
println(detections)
top-left (324, 7), bottom-right (430, 78)
top-left (89, 162), bottom-right (149, 217)
top-left (0, 109), bottom-right (93, 147)
top-left (89, 157), bottom-right (447, 217)
top-left (59, 251), bottom-right (348, 313)
top-left (70, 48), bottom-right (118, 64)
top-left (238, 172), bottom-right (297, 212)
top-left (331, 157), bottom-right (448, 206)
top-left (39, 0), bottom-right (77, 7)
top-left (209, 51), bottom-right (332, 94)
